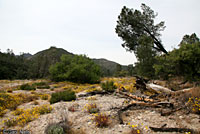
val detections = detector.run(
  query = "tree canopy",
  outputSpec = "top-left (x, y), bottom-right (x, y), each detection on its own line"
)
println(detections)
top-left (154, 33), bottom-right (200, 81)
top-left (49, 54), bottom-right (101, 83)
top-left (115, 3), bottom-right (168, 54)
top-left (134, 35), bottom-right (157, 78)
top-left (0, 50), bottom-right (30, 80)
top-left (179, 33), bottom-right (200, 46)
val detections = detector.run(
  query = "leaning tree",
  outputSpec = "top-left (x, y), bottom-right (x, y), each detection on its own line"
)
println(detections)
top-left (115, 3), bottom-right (168, 54)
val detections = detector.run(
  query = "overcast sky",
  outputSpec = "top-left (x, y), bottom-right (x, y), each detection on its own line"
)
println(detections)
top-left (0, 0), bottom-right (199, 65)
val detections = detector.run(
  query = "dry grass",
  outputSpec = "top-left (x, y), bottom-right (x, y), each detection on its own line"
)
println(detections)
top-left (93, 113), bottom-right (109, 127)
top-left (189, 87), bottom-right (200, 98)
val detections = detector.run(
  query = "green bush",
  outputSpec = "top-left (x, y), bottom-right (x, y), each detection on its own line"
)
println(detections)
top-left (49, 54), bottom-right (101, 84)
top-left (154, 42), bottom-right (200, 81)
top-left (101, 81), bottom-right (117, 92)
top-left (32, 82), bottom-right (47, 86)
top-left (50, 90), bottom-right (76, 104)
top-left (37, 85), bottom-right (50, 89)
top-left (20, 84), bottom-right (36, 90)
top-left (32, 82), bottom-right (50, 89)
top-left (45, 124), bottom-right (64, 134)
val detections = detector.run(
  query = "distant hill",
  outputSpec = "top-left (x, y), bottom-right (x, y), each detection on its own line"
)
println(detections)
top-left (28, 46), bottom-right (129, 78)
top-left (28, 46), bottom-right (73, 78)
top-left (21, 53), bottom-right (32, 58)
top-left (92, 58), bottom-right (120, 76)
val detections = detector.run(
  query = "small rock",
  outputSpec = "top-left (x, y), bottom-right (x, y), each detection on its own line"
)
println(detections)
top-left (179, 116), bottom-right (183, 119)
top-left (138, 116), bottom-right (142, 120)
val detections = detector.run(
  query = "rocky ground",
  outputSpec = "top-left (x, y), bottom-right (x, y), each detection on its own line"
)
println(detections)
top-left (0, 79), bottom-right (200, 134)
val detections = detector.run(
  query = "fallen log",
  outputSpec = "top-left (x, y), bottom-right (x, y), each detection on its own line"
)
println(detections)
top-left (117, 91), bottom-right (156, 103)
top-left (146, 83), bottom-right (173, 93)
top-left (149, 126), bottom-right (195, 133)
top-left (118, 101), bottom-right (174, 124)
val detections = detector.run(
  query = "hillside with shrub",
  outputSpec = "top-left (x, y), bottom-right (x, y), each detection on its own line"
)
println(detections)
top-left (0, 2), bottom-right (200, 134)
top-left (0, 47), bottom-right (132, 80)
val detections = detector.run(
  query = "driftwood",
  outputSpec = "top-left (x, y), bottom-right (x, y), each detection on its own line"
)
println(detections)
top-left (150, 126), bottom-right (195, 133)
top-left (117, 91), bottom-right (156, 102)
top-left (118, 101), bottom-right (174, 124)
top-left (78, 90), bottom-right (110, 97)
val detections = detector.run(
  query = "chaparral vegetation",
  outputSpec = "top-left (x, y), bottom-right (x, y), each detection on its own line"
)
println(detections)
top-left (0, 3), bottom-right (200, 134)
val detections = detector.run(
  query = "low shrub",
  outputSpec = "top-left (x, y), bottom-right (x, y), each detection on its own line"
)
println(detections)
top-left (33, 82), bottom-right (50, 89)
top-left (12, 108), bottom-right (25, 116)
top-left (3, 118), bottom-right (17, 127)
top-left (36, 104), bottom-right (53, 115)
top-left (24, 94), bottom-right (39, 102)
top-left (101, 81), bottom-right (117, 92)
top-left (20, 84), bottom-right (36, 90)
top-left (0, 108), bottom-right (7, 117)
top-left (4, 104), bottom-right (53, 127)
top-left (0, 93), bottom-right (24, 111)
top-left (37, 85), bottom-right (50, 89)
top-left (84, 103), bottom-right (99, 114)
top-left (40, 94), bottom-right (50, 100)
top-left (50, 90), bottom-right (76, 104)
top-left (187, 97), bottom-right (200, 114)
top-left (33, 82), bottom-right (48, 86)
top-left (93, 113), bottom-right (109, 127)
top-left (0, 93), bottom-right (40, 117)
top-left (45, 123), bottom-right (64, 134)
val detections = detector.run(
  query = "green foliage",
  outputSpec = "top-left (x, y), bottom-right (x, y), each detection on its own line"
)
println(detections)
top-left (0, 50), bottom-right (30, 80)
top-left (46, 124), bottom-right (64, 134)
top-left (115, 70), bottom-right (129, 77)
top-left (50, 90), bottom-right (76, 104)
top-left (33, 82), bottom-right (50, 89)
top-left (134, 35), bottom-right (157, 78)
top-left (114, 64), bottom-right (130, 77)
top-left (127, 64), bottom-right (135, 76)
top-left (40, 94), bottom-right (49, 100)
top-left (37, 85), bottom-right (50, 89)
top-left (33, 82), bottom-right (47, 86)
top-left (49, 54), bottom-right (101, 84)
top-left (179, 33), bottom-right (200, 46)
top-left (115, 3), bottom-right (167, 54)
top-left (29, 47), bottom-right (72, 78)
top-left (101, 81), bottom-right (117, 92)
top-left (154, 34), bottom-right (200, 81)
top-left (0, 93), bottom-right (10, 109)
top-left (20, 84), bottom-right (36, 90)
